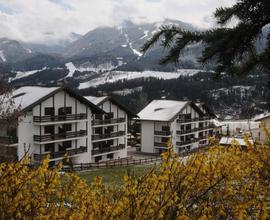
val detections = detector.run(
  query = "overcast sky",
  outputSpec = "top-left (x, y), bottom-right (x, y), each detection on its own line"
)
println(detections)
top-left (0, 0), bottom-right (235, 44)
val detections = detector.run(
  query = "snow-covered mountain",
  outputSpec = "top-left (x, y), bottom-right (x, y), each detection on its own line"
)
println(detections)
top-left (0, 38), bottom-right (32, 63)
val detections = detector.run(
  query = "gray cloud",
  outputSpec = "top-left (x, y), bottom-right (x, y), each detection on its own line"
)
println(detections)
top-left (0, 0), bottom-right (235, 44)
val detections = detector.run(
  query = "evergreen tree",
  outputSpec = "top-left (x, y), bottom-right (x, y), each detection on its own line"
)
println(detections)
top-left (141, 0), bottom-right (270, 77)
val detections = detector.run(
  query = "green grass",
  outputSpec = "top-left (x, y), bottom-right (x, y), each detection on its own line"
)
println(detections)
top-left (78, 164), bottom-right (156, 186)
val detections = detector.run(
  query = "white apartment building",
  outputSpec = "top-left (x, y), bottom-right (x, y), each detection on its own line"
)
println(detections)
top-left (138, 100), bottom-right (215, 154)
top-left (84, 96), bottom-right (137, 162)
top-left (0, 86), bottom-right (107, 166)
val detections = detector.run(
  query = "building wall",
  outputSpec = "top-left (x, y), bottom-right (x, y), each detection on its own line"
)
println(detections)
top-left (18, 89), bottom-right (93, 163)
top-left (141, 120), bottom-right (155, 153)
top-left (258, 117), bottom-right (270, 144)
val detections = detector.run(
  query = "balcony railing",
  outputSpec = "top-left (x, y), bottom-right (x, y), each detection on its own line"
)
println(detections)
top-left (154, 142), bottom-right (168, 148)
top-left (177, 116), bottom-right (211, 123)
top-left (33, 146), bottom-right (87, 161)
top-left (177, 128), bottom-right (198, 135)
top-left (92, 144), bottom-right (125, 155)
top-left (33, 114), bottom-right (87, 123)
top-left (154, 130), bottom-right (171, 136)
top-left (0, 136), bottom-right (18, 145)
top-left (92, 131), bottom-right (125, 141)
top-left (92, 118), bottom-right (125, 126)
top-left (34, 130), bottom-right (87, 142)
top-left (176, 136), bottom-right (208, 146)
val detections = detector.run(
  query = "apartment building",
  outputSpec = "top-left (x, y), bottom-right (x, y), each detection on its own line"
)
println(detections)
top-left (84, 96), bottom-right (137, 162)
top-left (255, 113), bottom-right (270, 144)
top-left (0, 86), bottom-right (105, 165)
top-left (138, 100), bottom-right (215, 154)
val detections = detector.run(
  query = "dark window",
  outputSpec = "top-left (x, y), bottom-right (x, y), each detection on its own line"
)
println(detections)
top-left (63, 141), bottom-right (72, 148)
top-left (95, 114), bottom-right (103, 120)
top-left (162, 126), bottom-right (170, 132)
top-left (107, 140), bottom-right (113, 146)
top-left (45, 107), bottom-right (55, 116)
top-left (44, 125), bottom-right (54, 134)
top-left (180, 125), bottom-right (185, 130)
top-left (95, 127), bottom-right (103, 134)
top-left (45, 143), bottom-right (54, 152)
top-left (161, 137), bottom-right (168, 143)
top-left (63, 124), bottom-right (72, 132)
top-left (105, 112), bottom-right (114, 119)
top-left (107, 153), bottom-right (113, 159)
top-left (95, 156), bottom-right (102, 163)
top-left (48, 161), bottom-right (55, 168)
top-left (58, 107), bottom-right (72, 115)
top-left (105, 126), bottom-right (113, 134)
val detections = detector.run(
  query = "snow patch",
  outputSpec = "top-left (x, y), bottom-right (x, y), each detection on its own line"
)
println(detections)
top-left (112, 86), bottom-right (143, 96)
top-left (0, 50), bottom-right (6, 62)
top-left (78, 69), bottom-right (201, 89)
top-left (12, 67), bottom-right (47, 81)
top-left (139, 30), bottom-right (149, 40)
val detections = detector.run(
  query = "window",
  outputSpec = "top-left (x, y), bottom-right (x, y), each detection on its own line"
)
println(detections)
top-left (58, 107), bottom-right (72, 115)
top-left (161, 137), bottom-right (168, 143)
top-left (95, 114), bottom-right (103, 120)
top-left (63, 124), bottom-right (72, 132)
top-left (44, 125), bottom-right (54, 134)
top-left (107, 140), bottom-right (113, 146)
top-left (95, 156), bottom-right (102, 163)
top-left (105, 126), bottom-right (113, 133)
top-left (45, 143), bottom-right (54, 152)
top-left (45, 107), bottom-right (55, 116)
top-left (162, 126), bottom-right (170, 132)
top-left (63, 141), bottom-right (72, 148)
top-left (95, 127), bottom-right (103, 134)
top-left (105, 112), bottom-right (114, 119)
top-left (107, 153), bottom-right (113, 159)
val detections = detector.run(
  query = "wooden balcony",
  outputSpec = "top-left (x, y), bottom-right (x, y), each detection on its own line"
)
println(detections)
top-left (33, 146), bottom-right (87, 161)
top-left (34, 130), bottom-right (87, 143)
top-left (92, 118), bottom-right (125, 126)
top-left (92, 131), bottom-right (125, 141)
top-left (0, 136), bottom-right (18, 145)
top-left (92, 144), bottom-right (125, 155)
top-left (154, 130), bottom-right (171, 136)
top-left (33, 113), bottom-right (87, 123)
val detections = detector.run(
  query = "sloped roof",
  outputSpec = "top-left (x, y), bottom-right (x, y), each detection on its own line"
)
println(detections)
top-left (9, 86), bottom-right (104, 114)
top-left (196, 102), bottom-right (216, 117)
top-left (219, 137), bottom-right (254, 146)
top-left (138, 100), bottom-right (190, 121)
top-left (84, 96), bottom-right (107, 106)
top-left (12, 86), bottom-right (59, 110)
top-left (254, 112), bottom-right (270, 121)
top-left (84, 95), bottom-right (137, 117)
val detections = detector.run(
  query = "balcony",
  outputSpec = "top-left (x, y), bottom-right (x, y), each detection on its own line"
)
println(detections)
top-left (154, 142), bottom-right (168, 148)
top-left (0, 136), bottom-right (18, 145)
top-left (176, 116), bottom-right (211, 124)
top-left (154, 130), bottom-right (171, 136)
top-left (33, 146), bottom-right (87, 161)
top-left (92, 118), bottom-right (125, 126)
top-left (92, 144), bottom-right (125, 155)
top-left (176, 139), bottom-right (197, 146)
top-left (33, 114), bottom-right (87, 123)
top-left (92, 131), bottom-right (125, 141)
top-left (176, 128), bottom-right (198, 135)
top-left (34, 130), bottom-right (87, 143)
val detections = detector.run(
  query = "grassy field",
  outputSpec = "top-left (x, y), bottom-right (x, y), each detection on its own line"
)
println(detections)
top-left (78, 164), bottom-right (157, 186)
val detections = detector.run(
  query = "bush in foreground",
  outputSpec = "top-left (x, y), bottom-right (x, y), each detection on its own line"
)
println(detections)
top-left (0, 139), bottom-right (270, 219)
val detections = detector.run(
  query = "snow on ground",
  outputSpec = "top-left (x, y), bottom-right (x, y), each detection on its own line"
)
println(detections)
top-left (12, 67), bottom-right (47, 81)
top-left (123, 33), bottom-right (143, 57)
top-left (112, 86), bottom-right (143, 96)
top-left (65, 62), bottom-right (118, 78)
top-left (0, 50), bottom-right (6, 62)
top-left (139, 30), bottom-right (149, 40)
top-left (78, 69), bottom-right (201, 89)
top-left (220, 120), bottom-right (259, 134)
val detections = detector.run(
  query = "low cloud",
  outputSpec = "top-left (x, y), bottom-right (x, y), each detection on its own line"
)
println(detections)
top-left (0, 0), bottom-right (235, 44)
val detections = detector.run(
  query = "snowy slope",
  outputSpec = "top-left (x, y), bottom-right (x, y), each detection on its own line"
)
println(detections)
top-left (78, 69), bottom-right (200, 89)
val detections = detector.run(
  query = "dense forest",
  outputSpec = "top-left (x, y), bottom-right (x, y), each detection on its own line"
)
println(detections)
top-left (79, 72), bottom-right (270, 119)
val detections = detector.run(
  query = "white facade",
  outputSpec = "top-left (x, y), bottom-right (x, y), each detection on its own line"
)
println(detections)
top-left (0, 87), bottom-right (130, 165)
top-left (85, 96), bottom-right (129, 162)
top-left (139, 100), bottom-right (214, 154)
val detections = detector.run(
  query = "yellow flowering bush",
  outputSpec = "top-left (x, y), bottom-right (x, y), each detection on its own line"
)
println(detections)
top-left (0, 138), bottom-right (270, 219)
